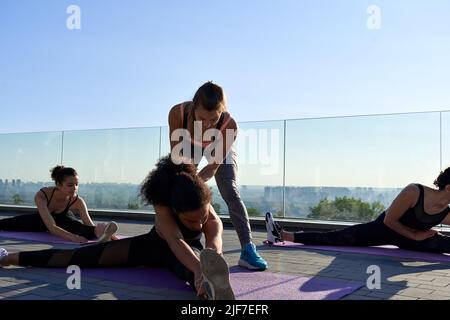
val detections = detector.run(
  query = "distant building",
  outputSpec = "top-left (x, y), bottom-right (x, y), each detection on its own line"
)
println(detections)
top-left (264, 186), bottom-right (283, 201)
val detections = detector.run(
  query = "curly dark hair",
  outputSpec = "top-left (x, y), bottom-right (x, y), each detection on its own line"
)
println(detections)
top-left (140, 155), bottom-right (211, 214)
top-left (50, 166), bottom-right (77, 185)
top-left (434, 167), bottom-right (450, 190)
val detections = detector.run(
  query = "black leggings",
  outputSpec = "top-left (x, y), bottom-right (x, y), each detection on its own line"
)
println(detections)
top-left (18, 227), bottom-right (202, 289)
top-left (0, 212), bottom-right (97, 240)
top-left (293, 213), bottom-right (450, 254)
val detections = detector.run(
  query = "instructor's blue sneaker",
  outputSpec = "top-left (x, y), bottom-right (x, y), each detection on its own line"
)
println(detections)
top-left (238, 243), bottom-right (268, 271)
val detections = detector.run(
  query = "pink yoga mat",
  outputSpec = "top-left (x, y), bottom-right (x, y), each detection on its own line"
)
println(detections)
top-left (271, 241), bottom-right (450, 262)
top-left (0, 231), bottom-right (128, 244)
top-left (44, 266), bottom-right (362, 300)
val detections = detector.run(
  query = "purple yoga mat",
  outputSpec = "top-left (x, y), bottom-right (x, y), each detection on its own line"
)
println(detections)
top-left (47, 266), bottom-right (362, 300)
top-left (0, 231), bottom-right (128, 244)
top-left (229, 268), bottom-right (362, 300)
top-left (272, 241), bottom-right (450, 262)
top-left (76, 267), bottom-right (193, 292)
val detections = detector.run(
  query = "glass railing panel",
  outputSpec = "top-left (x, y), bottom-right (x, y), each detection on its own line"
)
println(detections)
top-left (0, 131), bottom-right (62, 206)
top-left (203, 120), bottom-right (285, 218)
top-left (62, 127), bottom-right (161, 211)
top-left (285, 113), bottom-right (440, 222)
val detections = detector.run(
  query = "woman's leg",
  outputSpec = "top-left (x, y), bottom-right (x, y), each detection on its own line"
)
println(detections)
top-left (165, 241), bottom-right (203, 290)
top-left (395, 233), bottom-right (450, 254)
top-left (54, 212), bottom-right (98, 240)
top-left (1, 230), bottom-right (206, 295)
top-left (1, 230), bottom-right (215, 296)
top-left (289, 215), bottom-right (394, 247)
top-left (214, 149), bottom-right (267, 270)
top-left (214, 149), bottom-right (252, 247)
top-left (7, 231), bottom-right (161, 268)
top-left (0, 213), bottom-right (47, 232)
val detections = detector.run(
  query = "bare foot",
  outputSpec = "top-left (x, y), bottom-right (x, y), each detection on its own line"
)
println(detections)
top-left (94, 223), bottom-right (107, 238)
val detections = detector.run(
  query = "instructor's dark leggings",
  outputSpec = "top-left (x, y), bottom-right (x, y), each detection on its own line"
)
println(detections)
top-left (18, 227), bottom-right (202, 289)
top-left (0, 212), bottom-right (97, 240)
top-left (293, 213), bottom-right (450, 254)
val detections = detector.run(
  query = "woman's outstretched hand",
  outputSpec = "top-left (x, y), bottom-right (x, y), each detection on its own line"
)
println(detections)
top-left (71, 234), bottom-right (89, 243)
top-left (414, 229), bottom-right (438, 241)
top-left (194, 272), bottom-right (208, 299)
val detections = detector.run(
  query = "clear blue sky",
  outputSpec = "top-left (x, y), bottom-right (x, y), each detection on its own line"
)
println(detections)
top-left (1, 0), bottom-right (449, 134)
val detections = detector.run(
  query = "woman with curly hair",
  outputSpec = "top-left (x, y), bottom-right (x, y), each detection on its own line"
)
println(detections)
top-left (0, 155), bottom-right (235, 300)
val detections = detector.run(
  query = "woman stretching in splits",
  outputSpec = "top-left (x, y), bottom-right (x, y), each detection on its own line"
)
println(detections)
top-left (266, 167), bottom-right (450, 253)
top-left (0, 156), bottom-right (235, 300)
top-left (0, 166), bottom-right (117, 243)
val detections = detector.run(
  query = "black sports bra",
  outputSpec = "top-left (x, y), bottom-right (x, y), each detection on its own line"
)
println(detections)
top-left (40, 188), bottom-right (79, 215)
top-left (398, 184), bottom-right (450, 230)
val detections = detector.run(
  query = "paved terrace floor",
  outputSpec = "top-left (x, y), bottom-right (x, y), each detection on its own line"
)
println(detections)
top-left (1, 213), bottom-right (450, 300)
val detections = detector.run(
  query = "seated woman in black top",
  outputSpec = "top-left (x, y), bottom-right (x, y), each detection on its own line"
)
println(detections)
top-left (0, 166), bottom-right (117, 243)
top-left (266, 167), bottom-right (450, 254)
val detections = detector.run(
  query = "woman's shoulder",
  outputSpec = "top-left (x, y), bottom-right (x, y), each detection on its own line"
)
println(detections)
top-left (401, 183), bottom-right (421, 199)
top-left (420, 184), bottom-right (439, 195)
top-left (170, 101), bottom-right (192, 114)
top-left (70, 195), bottom-right (85, 208)
top-left (35, 187), bottom-right (55, 202)
top-left (392, 184), bottom-right (421, 208)
top-left (74, 194), bottom-right (84, 202)
top-left (37, 186), bottom-right (54, 194)
top-left (220, 112), bottom-right (237, 131)
top-left (169, 101), bottom-right (193, 124)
